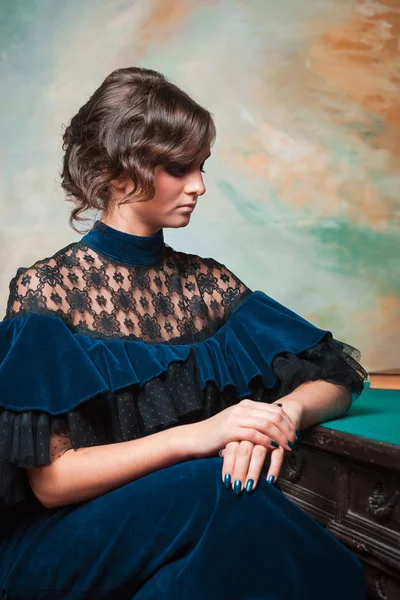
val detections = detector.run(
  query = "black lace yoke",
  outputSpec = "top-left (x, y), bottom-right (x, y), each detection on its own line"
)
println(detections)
top-left (5, 242), bottom-right (250, 343)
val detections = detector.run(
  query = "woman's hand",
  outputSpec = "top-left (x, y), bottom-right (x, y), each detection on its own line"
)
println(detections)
top-left (219, 441), bottom-right (285, 493)
top-left (188, 399), bottom-right (299, 460)
top-left (218, 400), bottom-right (303, 494)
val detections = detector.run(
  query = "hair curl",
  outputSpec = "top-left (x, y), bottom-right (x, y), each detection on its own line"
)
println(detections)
top-left (61, 67), bottom-right (216, 232)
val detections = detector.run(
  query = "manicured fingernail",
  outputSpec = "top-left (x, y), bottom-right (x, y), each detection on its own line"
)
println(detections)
top-left (296, 429), bottom-right (301, 438)
top-left (288, 440), bottom-right (295, 450)
top-left (245, 479), bottom-right (254, 493)
top-left (234, 480), bottom-right (242, 495)
top-left (271, 440), bottom-right (279, 448)
top-left (224, 474), bottom-right (231, 488)
top-left (267, 476), bottom-right (275, 485)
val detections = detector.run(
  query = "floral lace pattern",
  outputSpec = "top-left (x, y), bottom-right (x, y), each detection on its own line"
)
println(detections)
top-left (5, 242), bottom-right (251, 344)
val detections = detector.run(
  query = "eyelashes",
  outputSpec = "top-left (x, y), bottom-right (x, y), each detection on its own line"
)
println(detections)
top-left (165, 163), bottom-right (206, 177)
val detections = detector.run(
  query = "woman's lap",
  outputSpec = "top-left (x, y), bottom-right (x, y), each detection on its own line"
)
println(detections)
top-left (0, 457), bottom-right (366, 600)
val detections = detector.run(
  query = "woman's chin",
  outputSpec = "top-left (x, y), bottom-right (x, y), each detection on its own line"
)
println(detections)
top-left (167, 213), bottom-right (193, 228)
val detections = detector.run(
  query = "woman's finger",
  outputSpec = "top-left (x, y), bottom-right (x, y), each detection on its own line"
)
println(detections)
top-left (238, 416), bottom-right (295, 452)
top-left (265, 446), bottom-right (285, 486)
top-left (231, 440), bottom-right (255, 493)
top-left (220, 441), bottom-right (239, 488)
top-left (243, 444), bottom-right (268, 493)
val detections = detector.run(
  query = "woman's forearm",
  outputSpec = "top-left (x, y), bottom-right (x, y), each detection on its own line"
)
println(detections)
top-left (28, 423), bottom-right (197, 509)
top-left (272, 380), bottom-right (353, 431)
top-left (29, 380), bottom-right (352, 508)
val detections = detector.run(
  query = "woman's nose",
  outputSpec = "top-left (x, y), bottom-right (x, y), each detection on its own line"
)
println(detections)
top-left (185, 173), bottom-right (206, 197)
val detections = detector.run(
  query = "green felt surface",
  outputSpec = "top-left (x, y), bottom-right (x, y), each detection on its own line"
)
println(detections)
top-left (320, 383), bottom-right (400, 447)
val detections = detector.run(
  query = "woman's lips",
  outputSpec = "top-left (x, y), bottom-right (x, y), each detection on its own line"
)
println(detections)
top-left (177, 204), bottom-right (196, 211)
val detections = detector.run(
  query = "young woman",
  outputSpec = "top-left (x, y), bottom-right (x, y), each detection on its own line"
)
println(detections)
top-left (0, 67), bottom-right (367, 599)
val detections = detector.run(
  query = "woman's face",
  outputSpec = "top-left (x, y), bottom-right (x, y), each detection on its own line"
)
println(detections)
top-left (108, 147), bottom-right (211, 235)
top-left (151, 146), bottom-right (211, 229)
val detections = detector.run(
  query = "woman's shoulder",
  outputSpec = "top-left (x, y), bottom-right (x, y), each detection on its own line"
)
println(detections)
top-left (168, 246), bottom-right (241, 279)
top-left (5, 241), bottom-right (82, 319)
top-left (167, 247), bottom-right (251, 302)
top-left (10, 241), bottom-right (81, 279)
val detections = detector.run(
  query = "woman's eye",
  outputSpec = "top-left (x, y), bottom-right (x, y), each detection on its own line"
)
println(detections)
top-left (165, 163), bottom-right (206, 177)
top-left (165, 165), bottom-right (187, 177)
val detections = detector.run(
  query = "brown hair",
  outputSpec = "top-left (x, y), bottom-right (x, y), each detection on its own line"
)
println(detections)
top-left (61, 67), bottom-right (216, 232)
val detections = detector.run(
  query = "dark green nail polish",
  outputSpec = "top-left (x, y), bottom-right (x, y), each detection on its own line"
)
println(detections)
top-left (224, 474), bottom-right (231, 488)
top-left (296, 429), bottom-right (301, 438)
top-left (234, 480), bottom-right (242, 495)
top-left (288, 440), bottom-right (295, 450)
top-left (245, 479), bottom-right (254, 493)
top-left (271, 440), bottom-right (279, 448)
top-left (267, 476), bottom-right (275, 485)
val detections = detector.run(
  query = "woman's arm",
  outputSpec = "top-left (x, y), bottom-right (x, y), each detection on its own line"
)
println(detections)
top-left (272, 380), bottom-right (353, 431)
top-left (27, 424), bottom-right (197, 509)
top-left (28, 397), bottom-right (300, 509)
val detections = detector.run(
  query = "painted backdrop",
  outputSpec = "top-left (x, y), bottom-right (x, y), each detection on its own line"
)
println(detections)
top-left (0, 0), bottom-right (399, 370)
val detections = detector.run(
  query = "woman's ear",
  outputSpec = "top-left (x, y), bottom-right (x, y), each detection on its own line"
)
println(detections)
top-left (110, 174), bottom-right (135, 194)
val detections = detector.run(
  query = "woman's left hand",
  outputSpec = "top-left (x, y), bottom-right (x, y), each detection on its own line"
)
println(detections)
top-left (219, 399), bottom-right (303, 493)
top-left (220, 440), bottom-right (285, 493)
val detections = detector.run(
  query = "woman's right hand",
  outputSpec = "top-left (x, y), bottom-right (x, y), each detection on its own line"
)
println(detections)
top-left (187, 399), bottom-right (298, 459)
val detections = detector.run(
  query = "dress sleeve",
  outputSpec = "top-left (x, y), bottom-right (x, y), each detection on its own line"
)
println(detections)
top-left (4, 264), bottom-right (68, 320)
top-left (271, 334), bottom-right (367, 399)
top-left (49, 430), bottom-right (73, 462)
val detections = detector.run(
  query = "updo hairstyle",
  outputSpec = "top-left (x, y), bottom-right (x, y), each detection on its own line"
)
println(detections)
top-left (61, 67), bottom-right (216, 231)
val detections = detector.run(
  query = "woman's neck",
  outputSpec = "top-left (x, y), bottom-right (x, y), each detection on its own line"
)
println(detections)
top-left (100, 212), bottom-right (159, 237)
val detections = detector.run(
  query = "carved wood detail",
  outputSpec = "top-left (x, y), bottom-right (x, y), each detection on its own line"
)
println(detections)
top-left (368, 482), bottom-right (400, 522)
top-left (279, 425), bottom-right (400, 600)
top-left (373, 573), bottom-right (388, 600)
top-left (286, 451), bottom-right (305, 483)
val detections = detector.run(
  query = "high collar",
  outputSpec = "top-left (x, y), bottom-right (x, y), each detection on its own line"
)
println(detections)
top-left (81, 221), bottom-right (165, 266)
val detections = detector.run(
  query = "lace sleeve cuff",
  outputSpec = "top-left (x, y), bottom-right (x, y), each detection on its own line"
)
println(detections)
top-left (271, 334), bottom-right (367, 400)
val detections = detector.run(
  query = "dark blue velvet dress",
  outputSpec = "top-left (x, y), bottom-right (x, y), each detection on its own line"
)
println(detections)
top-left (0, 222), bottom-right (367, 599)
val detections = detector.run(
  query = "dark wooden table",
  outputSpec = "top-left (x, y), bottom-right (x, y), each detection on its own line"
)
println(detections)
top-left (280, 426), bottom-right (400, 600)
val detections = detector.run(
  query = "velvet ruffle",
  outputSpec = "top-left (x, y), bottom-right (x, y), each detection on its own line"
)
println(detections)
top-left (194, 291), bottom-right (338, 394)
top-left (0, 291), bottom-right (367, 509)
top-left (0, 313), bottom-right (191, 413)
top-left (0, 291), bottom-right (337, 413)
